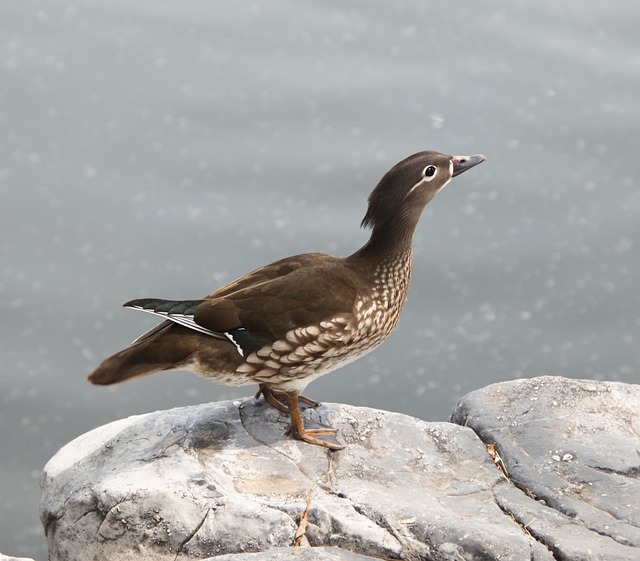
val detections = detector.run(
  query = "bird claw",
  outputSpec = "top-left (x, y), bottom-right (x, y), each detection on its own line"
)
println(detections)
top-left (290, 427), bottom-right (344, 451)
top-left (287, 412), bottom-right (344, 450)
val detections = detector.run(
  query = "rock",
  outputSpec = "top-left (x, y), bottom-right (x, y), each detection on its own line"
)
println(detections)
top-left (451, 376), bottom-right (640, 561)
top-left (42, 376), bottom-right (640, 560)
top-left (0, 554), bottom-right (37, 561)
top-left (209, 546), bottom-right (381, 560)
top-left (41, 398), bottom-right (550, 561)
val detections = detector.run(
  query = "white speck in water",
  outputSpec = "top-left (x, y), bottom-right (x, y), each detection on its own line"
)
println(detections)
top-left (83, 163), bottom-right (97, 178)
top-left (430, 113), bottom-right (445, 129)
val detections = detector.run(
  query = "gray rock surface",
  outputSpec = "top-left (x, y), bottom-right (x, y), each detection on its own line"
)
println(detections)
top-left (41, 397), bottom-right (550, 561)
top-left (209, 546), bottom-right (381, 560)
top-left (40, 376), bottom-right (639, 561)
top-left (452, 376), bottom-right (640, 561)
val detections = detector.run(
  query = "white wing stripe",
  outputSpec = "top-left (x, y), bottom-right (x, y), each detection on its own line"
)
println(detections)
top-left (127, 305), bottom-right (222, 339)
top-left (223, 332), bottom-right (245, 357)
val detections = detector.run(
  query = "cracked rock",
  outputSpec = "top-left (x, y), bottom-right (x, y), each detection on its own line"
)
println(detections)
top-left (41, 397), bottom-right (551, 560)
top-left (452, 375), bottom-right (640, 561)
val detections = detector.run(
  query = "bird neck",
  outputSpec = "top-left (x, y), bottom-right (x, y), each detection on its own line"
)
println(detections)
top-left (346, 222), bottom-right (414, 323)
top-left (347, 219), bottom-right (416, 275)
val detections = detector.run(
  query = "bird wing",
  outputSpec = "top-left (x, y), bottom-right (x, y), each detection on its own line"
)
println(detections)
top-left (197, 265), bottom-right (359, 335)
top-left (204, 253), bottom-right (337, 299)
top-left (125, 253), bottom-right (363, 356)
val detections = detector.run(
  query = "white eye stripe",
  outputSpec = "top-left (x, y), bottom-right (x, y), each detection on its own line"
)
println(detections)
top-left (407, 171), bottom-right (452, 196)
top-left (407, 179), bottom-right (424, 196)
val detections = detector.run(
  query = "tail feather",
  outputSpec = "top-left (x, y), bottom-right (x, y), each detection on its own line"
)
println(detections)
top-left (86, 322), bottom-right (244, 387)
top-left (87, 320), bottom-right (177, 385)
top-left (87, 344), bottom-right (170, 385)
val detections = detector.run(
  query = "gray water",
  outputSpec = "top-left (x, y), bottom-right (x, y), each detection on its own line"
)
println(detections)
top-left (1, 1), bottom-right (639, 558)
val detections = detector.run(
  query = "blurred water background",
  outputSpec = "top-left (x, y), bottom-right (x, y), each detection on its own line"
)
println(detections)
top-left (1, 1), bottom-right (639, 558)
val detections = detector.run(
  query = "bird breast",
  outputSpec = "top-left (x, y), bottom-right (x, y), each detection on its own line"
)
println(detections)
top-left (234, 252), bottom-right (413, 391)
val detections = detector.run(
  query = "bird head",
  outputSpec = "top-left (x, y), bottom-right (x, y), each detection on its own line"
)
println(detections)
top-left (361, 151), bottom-right (486, 231)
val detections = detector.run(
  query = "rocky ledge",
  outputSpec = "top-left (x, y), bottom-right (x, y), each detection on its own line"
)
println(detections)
top-left (39, 376), bottom-right (639, 561)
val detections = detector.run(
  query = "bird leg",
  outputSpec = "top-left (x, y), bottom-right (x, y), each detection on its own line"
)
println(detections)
top-left (285, 393), bottom-right (344, 451)
top-left (256, 386), bottom-right (290, 412)
top-left (255, 385), bottom-right (320, 413)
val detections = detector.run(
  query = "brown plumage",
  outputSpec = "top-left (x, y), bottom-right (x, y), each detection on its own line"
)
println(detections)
top-left (88, 150), bottom-right (486, 449)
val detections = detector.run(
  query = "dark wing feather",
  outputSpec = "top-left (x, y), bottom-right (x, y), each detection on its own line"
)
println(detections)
top-left (124, 298), bottom-right (226, 339)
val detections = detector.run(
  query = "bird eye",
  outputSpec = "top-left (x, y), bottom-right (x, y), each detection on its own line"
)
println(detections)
top-left (423, 165), bottom-right (437, 179)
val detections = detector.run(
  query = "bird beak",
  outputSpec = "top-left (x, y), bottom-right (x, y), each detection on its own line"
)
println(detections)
top-left (451, 154), bottom-right (486, 177)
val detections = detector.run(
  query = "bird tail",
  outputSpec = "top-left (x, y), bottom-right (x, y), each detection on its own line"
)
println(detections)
top-left (87, 344), bottom-right (167, 385)
top-left (87, 320), bottom-right (176, 385)
top-left (86, 320), bottom-right (242, 387)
